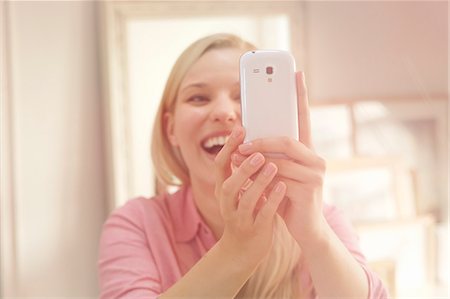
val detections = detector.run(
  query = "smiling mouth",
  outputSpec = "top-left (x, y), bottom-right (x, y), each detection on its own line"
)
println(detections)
top-left (201, 135), bottom-right (230, 155)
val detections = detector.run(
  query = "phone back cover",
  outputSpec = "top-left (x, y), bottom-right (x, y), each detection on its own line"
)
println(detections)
top-left (240, 50), bottom-right (299, 143)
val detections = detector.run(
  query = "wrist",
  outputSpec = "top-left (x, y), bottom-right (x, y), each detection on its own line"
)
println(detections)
top-left (287, 203), bottom-right (329, 247)
top-left (215, 236), bottom-right (260, 277)
top-left (161, 236), bottom-right (258, 298)
top-left (299, 219), bottom-right (332, 258)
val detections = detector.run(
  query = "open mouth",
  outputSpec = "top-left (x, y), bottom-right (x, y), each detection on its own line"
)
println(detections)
top-left (201, 135), bottom-right (230, 155)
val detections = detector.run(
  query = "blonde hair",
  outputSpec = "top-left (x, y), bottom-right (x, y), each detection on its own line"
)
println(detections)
top-left (151, 33), bottom-right (306, 298)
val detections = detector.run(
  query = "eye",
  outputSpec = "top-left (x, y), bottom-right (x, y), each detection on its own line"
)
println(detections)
top-left (187, 95), bottom-right (209, 104)
top-left (233, 92), bottom-right (241, 102)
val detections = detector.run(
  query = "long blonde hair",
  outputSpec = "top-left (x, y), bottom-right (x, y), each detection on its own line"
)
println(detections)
top-left (151, 33), bottom-right (305, 298)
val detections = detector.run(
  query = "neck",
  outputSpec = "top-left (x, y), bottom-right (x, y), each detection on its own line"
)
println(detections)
top-left (190, 176), bottom-right (224, 240)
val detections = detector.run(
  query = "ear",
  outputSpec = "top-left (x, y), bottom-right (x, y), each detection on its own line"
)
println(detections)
top-left (164, 112), bottom-right (178, 146)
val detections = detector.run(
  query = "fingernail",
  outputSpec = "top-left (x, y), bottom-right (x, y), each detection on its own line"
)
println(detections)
top-left (239, 142), bottom-right (252, 154)
top-left (274, 182), bottom-right (286, 193)
top-left (262, 163), bottom-right (276, 176)
top-left (250, 153), bottom-right (264, 166)
top-left (232, 127), bottom-right (242, 139)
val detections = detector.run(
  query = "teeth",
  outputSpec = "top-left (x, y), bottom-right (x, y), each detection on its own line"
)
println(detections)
top-left (203, 135), bottom-right (230, 149)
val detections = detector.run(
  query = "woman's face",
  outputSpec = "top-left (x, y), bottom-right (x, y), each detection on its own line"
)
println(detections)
top-left (166, 48), bottom-right (243, 187)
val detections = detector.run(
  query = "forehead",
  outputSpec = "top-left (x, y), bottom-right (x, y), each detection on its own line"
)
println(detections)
top-left (179, 48), bottom-right (243, 89)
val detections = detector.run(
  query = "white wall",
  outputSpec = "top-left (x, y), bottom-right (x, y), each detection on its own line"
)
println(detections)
top-left (4, 1), bottom-right (105, 296)
top-left (305, 1), bottom-right (447, 99)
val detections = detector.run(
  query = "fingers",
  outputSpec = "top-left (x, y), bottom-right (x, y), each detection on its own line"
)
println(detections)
top-left (296, 71), bottom-right (312, 148)
top-left (222, 150), bottom-right (286, 226)
top-left (232, 151), bottom-right (324, 180)
top-left (231, 151), bottom-right (246, 167)
top-left (237, 162), bottom-right (278, 224)
top-left (220, 152), bottom-right (266, 214)
top-left (215, 126), bottom-right (245, 195)
top-left (238, 137), bottom-right (322, 167)
top-left (265, 157), bottom-right (325, 184)
top-left (255, 181), bottom-right (287, 228)
top-left (216, 126), bottom-right (285, 224)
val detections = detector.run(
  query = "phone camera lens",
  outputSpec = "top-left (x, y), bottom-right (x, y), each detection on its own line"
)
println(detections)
top-left (266, 66), bottom-right (273, 75)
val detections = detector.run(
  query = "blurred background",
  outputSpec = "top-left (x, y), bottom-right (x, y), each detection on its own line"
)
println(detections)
top-left (1, 1), bottom-right (448, 298)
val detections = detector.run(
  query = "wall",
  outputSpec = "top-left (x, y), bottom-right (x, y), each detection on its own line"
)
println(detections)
top-left (3, 1), bottom-right (105, 296)
top-left (305, 1), bottom-right (447, 99)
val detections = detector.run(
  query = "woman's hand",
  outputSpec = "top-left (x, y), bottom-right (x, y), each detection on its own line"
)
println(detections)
top-left (230, 73), bottom-right (372, 299)
top-left (214, 126), bottom-right (287, 270)
top-left (231, 72), bottom-right (327, 248)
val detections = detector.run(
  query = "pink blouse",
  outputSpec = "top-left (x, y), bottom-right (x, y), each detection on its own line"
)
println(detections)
top-left (98, 186), bottom-right (388, 298)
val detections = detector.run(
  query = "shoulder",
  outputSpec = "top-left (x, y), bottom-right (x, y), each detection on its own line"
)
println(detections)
top-left (101, 187), bottom-right (188, 238)
top-left (98, 197), bottom-right (165, 252)
top-left (105, 195), bottom-right (168, 229)
top-left (98, 192), bottom-right (186, 298)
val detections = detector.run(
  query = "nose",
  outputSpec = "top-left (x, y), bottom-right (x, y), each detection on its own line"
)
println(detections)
top-left (210, 95), bottom-right (240, 123)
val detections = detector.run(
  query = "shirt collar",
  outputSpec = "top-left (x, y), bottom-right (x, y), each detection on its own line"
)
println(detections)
top-left (167, 185), bottom-right (203, 242)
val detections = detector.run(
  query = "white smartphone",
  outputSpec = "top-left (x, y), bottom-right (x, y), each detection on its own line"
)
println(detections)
top-left (240, 50), bottom-right (299, 145)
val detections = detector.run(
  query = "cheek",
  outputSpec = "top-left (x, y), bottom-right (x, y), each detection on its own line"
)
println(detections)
top-left (173, 109), bottom-right (206, 140)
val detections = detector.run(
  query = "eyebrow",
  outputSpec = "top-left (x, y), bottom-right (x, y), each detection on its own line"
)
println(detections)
top-left (179, 83), bottom-right (208, 93)
top-left (180, 82), bottom-right (240, 93)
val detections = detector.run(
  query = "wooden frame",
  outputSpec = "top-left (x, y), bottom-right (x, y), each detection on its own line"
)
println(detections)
top-left (98, 1), bottom-right (307, 211)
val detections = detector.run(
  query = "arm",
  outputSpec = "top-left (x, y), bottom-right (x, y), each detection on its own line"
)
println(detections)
top-left (300, 211), bottom-right (370, 298)
top-left (160, 240), bottom-right (254, 298)
top-left (162, 126), bottom-right (286, 298)
top-left (311, 205), bottom-right (389, 299)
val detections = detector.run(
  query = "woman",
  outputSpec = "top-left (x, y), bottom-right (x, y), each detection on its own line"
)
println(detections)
top-left (98, 33), bottom-right (388, 298)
